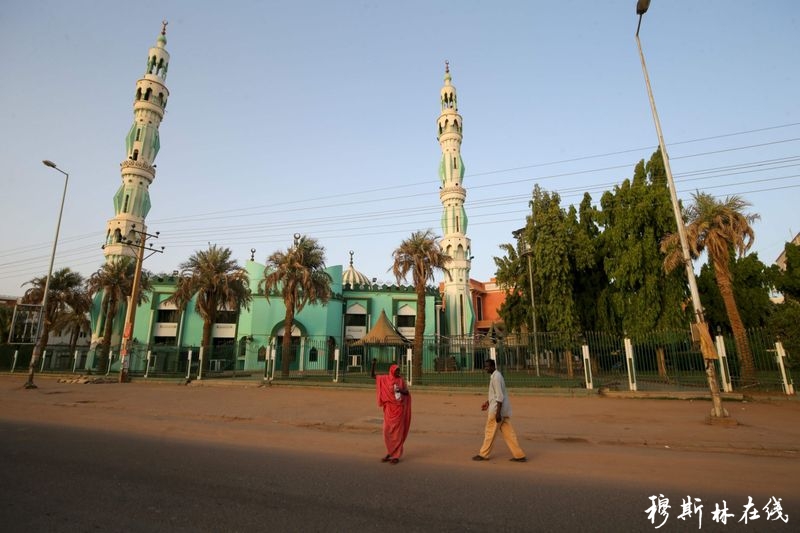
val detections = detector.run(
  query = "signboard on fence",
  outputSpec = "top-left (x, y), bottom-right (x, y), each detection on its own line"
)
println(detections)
top-left (8, 303), bottom-right (42, 344)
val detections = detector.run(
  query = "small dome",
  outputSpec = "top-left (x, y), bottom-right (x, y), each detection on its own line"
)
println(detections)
top-left (343, 251), bottom-right (371, 288)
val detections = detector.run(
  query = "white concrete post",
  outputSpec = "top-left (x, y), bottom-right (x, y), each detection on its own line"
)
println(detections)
top-left (775, 341), bottom-right (795, 396)
top-left (144, 350), bottom-right (152, 379)
top-left (333, 348), bottom-right (340, 383)
top-left (72, 350), bottom-right (79, 373)
top-left (186, 349), bottom-right (193, 380)
top-left (11, 350), bottom-right (18, 373)
top-left (624, 338), bottom-right (637, 391)
top-left (407, 348), bottom-right (414, 386)
top-left (715, 334), bottom-right (733, 393)
top-left (582, 344), bottom-right (593, 390)
top-left (197, 346), bottom-right (204, 380)
top-left (106, 350), bottom-right (113, 376)
top-left (40, 350), bottom-right (47, 372)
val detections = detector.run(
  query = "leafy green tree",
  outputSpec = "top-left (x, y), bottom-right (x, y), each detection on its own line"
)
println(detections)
top-left (698, 251), bottom-right (774, 332)
top-left (525, 186), bottom-right (586, 335)
top-left (573, 193), bottom-right (612, 332)
top-left (391, 230), bottom-right (450, 377)
top-left (261, 236), bottom-right (332, 377)
top-left (168, 245), bottom-right (252, 365)
top-left (768, 241), bottom-right (800, 362)
top-left (493, 242), bottom-right (528, 334)
top-left (599, 151), bottom-right (689, 338)
top-left (22, 268), bottom-right (85, 385)
top-left (87, 259), bottom-right (150, 373)
top-left (662, 192), bottom-right (760, 384)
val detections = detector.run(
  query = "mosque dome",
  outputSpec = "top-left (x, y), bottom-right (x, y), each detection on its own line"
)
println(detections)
top-left (342, 251), bottom-right (371, 288)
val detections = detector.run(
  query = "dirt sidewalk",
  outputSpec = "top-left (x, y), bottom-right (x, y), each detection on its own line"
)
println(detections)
top-left (1, 374), bottom-right (798, 461)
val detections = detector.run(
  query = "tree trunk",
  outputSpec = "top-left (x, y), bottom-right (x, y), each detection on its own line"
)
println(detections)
top-left (281, 307), bottom-right (295, 377)
top-left (565, 348), bottom-right (573, 378)
top-left (712, 259), bottom-right (756, 385)
top-left (656, 346), bottom-right (668, 380)
top-left (97, 305), bottom-right (116, 374)
top-left (413, 286), bottom-right (426, 379)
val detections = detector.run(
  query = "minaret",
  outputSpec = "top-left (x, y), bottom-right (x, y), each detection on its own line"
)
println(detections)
top-left (437, 62), bottom-right (474, 338)
top-left (103, 21), bottom-right (170, 261)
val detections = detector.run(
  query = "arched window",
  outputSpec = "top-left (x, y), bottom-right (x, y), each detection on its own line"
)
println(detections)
top-left (136, 88), bottom-right (142, 100)
top-left (132, 149), bottom-right (139, 161)
top-left (144, 88), bottom-right (152, 101)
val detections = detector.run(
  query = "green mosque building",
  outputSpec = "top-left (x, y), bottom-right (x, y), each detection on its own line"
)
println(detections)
top-left (89, 25), bottom-right (480, 378)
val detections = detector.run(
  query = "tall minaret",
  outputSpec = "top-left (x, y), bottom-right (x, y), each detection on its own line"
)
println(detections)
top-left (103, 22), bottom-right (170, 261)
top-left (437, 62), bottom-right (474, 338)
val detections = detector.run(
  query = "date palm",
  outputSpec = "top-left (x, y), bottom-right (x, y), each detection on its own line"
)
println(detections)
top-left (391, 230), bottom-right (450, 378)
top-left (661, 192), bottom-right (759, 384)
top-left (260, 235), bottom-right (332, 377)
top-left (167, 245), bottom-right (252, 364)
top-left (22, 268), bottom-right (85, 385)
top-left (51, 287), bottom-right (92, 360)
top-left (87, 258), bottom-right (149, 374)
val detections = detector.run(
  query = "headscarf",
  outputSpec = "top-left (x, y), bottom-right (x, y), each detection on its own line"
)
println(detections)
top-left (376, 364), bottom-right (405, 407)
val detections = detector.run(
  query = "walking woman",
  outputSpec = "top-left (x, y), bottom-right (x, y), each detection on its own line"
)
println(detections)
top-left (371, 359), bottom-right (412, 464)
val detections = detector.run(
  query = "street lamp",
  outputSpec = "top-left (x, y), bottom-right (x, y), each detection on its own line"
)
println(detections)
top-left (522, 242), bottom-right (540, 377)
top-left (635, 1), bottom-right (729, 420)
top-left (25, 160), bottom-right (69, 389)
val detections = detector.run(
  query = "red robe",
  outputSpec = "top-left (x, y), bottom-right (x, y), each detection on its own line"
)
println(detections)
top-left (376, 364), bottom-right (412, 459)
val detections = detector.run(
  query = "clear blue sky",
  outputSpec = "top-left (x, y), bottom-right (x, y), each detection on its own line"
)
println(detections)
top-left (1, 0), bottom-right (798, 297)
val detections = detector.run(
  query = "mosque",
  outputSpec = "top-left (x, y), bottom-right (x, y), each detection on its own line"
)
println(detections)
top-left (89, 24), bottom-right (504, 376)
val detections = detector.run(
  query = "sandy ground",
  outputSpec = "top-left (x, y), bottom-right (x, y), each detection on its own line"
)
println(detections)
top-left (0, 374), bottom-right (800, 497)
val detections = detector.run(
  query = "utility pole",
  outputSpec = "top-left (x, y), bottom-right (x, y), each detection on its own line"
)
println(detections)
top-left (117, 226), bottom-right (163, 382)
top-left (635, 1), bottom-right (730, 421)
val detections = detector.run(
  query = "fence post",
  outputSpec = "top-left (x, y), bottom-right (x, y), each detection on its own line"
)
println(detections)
top-left (407, 348), bottom-right (414, 386)
top-left (775, 341), bottom-right (795, 396)
top-left (186, 349), bottom-right (193, 380)
top-left (624, 337), bottom-right (637, 391)
top-left (332, 348), bottom-right (339, 383)
top-left (715, 334), bottom-right (733, 393)
top-left (40, 350), bottom-right (47, 373)
top-left (11, 350), bottom-right (18, 373)
top-left (582, 344), bottom-right (593, 390)
top-left (72, 350), bottom-right (79, 373)
top-left (197, 346), bottom-right (204, 381)
top-left (145, 350), bottom-right (152, 379)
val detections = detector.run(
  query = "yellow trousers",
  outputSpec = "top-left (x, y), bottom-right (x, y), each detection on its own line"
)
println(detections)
top-left (479, 415), bottom-right (526, 459)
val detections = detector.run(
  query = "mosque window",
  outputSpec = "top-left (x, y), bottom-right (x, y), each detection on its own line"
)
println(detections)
top-left (123, 194), bottom-right (129, 212)
top-left (135, 128), bottom-right (141, 141)
top-left (132, 149), bottom-right (139, 161)
top-left (144, 88), bottom-right (152, 101)
top-left (397, 315), bottom-right (415, 328)
top-left (136, 88), bottom-right (142, 100)
top-left (476, 296), bottom-right (484, 321)
top-left (309, 347), bottom-right (318, 363)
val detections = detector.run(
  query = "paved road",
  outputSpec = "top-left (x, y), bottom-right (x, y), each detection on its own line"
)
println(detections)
top-left (1, 421), bottom-right (795, 533)
top-left (0, 375), bottom-right (797, 531)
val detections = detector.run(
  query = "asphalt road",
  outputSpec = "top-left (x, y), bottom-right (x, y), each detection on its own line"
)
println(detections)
top-left (0, 420), bottom-right (795, 533)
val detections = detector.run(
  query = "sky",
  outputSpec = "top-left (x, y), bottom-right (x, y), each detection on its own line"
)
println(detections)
top-left (1, 0), bottom-right (798, 298)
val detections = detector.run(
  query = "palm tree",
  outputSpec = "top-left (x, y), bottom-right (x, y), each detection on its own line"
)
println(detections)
top-left (661, 192), bottom-right (759, 384)
top-left (51, 288), bottom-right (92, 361)
top-left (86, 258), bottom-right (147, 374)
top-left (22, 268), bottom-right (85, 385)
top-left (167, 245), bottom-right (252, 369)
top-left (260, 235), bottom-right (332, 377)
top-left (391, 230), bottom-right (450, 378)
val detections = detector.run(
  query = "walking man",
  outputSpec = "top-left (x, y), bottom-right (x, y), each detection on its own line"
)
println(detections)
top-left (473, 358), bottom-right (527, 462)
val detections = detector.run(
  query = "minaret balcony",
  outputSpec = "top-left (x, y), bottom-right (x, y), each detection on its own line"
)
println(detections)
top-left (439, 186), bottom-right (466, 202)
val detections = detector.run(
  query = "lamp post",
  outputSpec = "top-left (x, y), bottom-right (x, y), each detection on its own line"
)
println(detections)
top-left (25, 160), bottom-right (69, 389)
top-left (523, 242), bottom-right (540, 377)
top-left (635, 1), bottom-right (728, 420)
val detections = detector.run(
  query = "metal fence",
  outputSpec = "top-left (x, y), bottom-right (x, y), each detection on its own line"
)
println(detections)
top-left (1, 327), bottom-right (794, 395)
